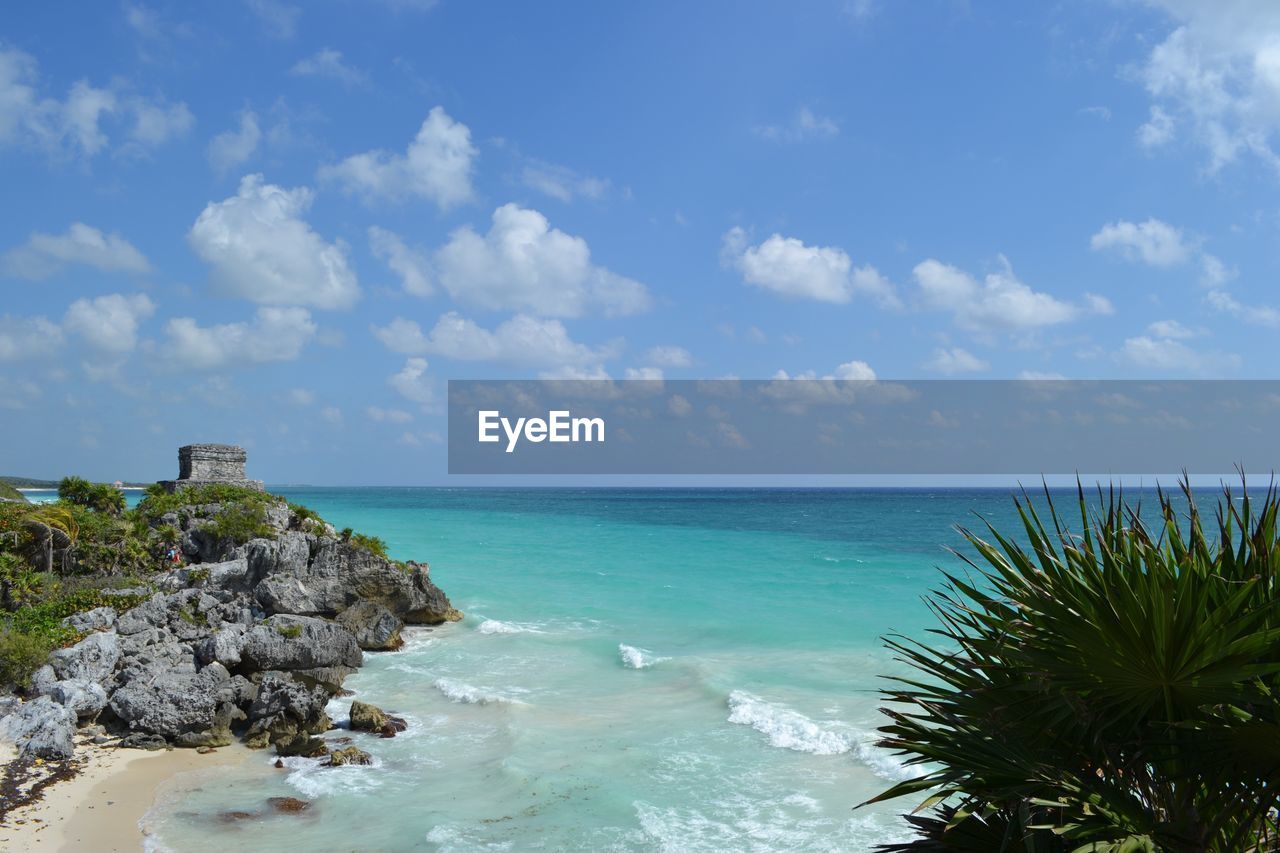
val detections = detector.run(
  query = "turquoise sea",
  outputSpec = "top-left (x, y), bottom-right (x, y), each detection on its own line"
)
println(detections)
top-left (122, 487), bottom-right (1065, 851)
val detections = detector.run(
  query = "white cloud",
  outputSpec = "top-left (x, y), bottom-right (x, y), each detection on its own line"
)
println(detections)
top-left (754, 107), bottom-right (839, 143)
top-left (1200, 253), bottom-right (1236, 287)
top-left (435, 204), bottom-right (650, 317)
top-left (0, 315), bottom-right (62, 361)
top-left (383, 312), bottom-right (616, 375)
top-left (320, 405), bottom-right (343, 425)
top-left (1146, 319), bottom-right (1199, 339)
top-left (3, 223), bottom-right (150, 279)
top-left (1134, 3), bottom-right (1280, 172)
top-left (290, 49), bottom-right (367, 87)
top-left (924, 347), bottom-right (989, 374)
top-left (643, 345), bottom-right (692, 368)
top-left (668, 395), bottom-right (693, 416)
top-left (0, 47), bottom-right (190, 159)
top-left (388, 357), bottom-right (434, 405)
top-left (722, 227), bottom-right (899, 307)
top-left (368, 226), bottom-right (432, 296)
top-left (1119, 334), bottom-right (1239, 373)
top-left (188, 174), bottom-right (360, 310)
top-left (624, 366), bottom-right (663, 380)
top-left (521, 159), bottom-right (609, 202)
top-left (366, 405), bottom-right (413, 423)
top-left (127, 96), bottom-right (193, 147)
top-left (163, 306), bottom-right (317, 369)
top-left (285, 388), bottom-right (315, 405)
top-left (1018, 370), bottom-right (1067, 380)
top-left (913, 257), bottom-right (1084, 331)
top-left (207, 110), bottom-right (261, 174)
top-left (1206, 289), bottom-right (1280, 328)
top-left (244, 0), bottom-right (300, 38)
top-left (63, 293), bottom-right (154, 352)
top-left (319, 106), bottom-right (476, 209)
top-left (1090, 218), bottom-right (1191, 267)
top-left (832, 360), bottom-right (877, 380)
top-left (1137, 105), bottom-right (1175, 148)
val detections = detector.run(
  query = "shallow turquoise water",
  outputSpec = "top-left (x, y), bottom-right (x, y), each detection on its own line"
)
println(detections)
top-left (136, 488), bottom-right (1056, 851)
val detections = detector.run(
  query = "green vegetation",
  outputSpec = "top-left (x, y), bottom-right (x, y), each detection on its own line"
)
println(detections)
top-left (0, 482), bottom-right (27, 503)
top-left (57, 476), bottom-right (125, 515)
top-left (868, 481), bottom-right (1280, 852)
top-left (275, 622), bottom-right (303, 639)
top-left (350, 532), bottom-right (389, 559)
top-left (135, 482), bottom-right (276, 521)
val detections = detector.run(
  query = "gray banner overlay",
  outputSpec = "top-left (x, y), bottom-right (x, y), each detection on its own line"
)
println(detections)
top-left (447, 380), bottom-right (1280, 475)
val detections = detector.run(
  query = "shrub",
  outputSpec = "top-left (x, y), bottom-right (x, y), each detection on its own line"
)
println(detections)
top-left (0, 482), bottom-right (27, 503)
top-left (349, 532), bottom-right (389, 559)
top-left (58, 476), bottom-right (125, 515)
top-left (134, 482), bottom-right (277, 522)
top-left (206, 503), bottom-right (276, 544)
top-left (0, 628), bottom-right (56, 689)
top-left (867, 480), bottom-right (1280, 852)
top-left (275, 622), bottom-right (303, 639)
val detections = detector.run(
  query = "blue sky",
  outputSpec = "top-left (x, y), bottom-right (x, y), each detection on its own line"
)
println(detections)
top-left (2, 0), bottom-right (1279, 484)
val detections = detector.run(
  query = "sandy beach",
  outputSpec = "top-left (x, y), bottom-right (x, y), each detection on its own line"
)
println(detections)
top-left (0, 739), bottom-right (246, 852)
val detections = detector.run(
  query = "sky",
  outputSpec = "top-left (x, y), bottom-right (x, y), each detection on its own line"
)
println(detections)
top-left (2, 0), bottom-right (1280, 484)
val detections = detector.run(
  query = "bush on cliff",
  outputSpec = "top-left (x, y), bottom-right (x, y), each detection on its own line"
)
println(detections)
top-left (0, 482), bottom-right (26, 503)
top-left (58, 476), bottom-right (125, 515)
top-left (868, 481), bottom-right (1280, 852)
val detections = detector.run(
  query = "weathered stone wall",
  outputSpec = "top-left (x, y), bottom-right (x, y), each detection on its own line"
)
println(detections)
top-left (179, 444), bottom-right (248, 480)
top-left (159, 444), bottom-right (263, 493)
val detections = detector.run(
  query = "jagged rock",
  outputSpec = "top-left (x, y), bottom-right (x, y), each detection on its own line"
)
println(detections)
top-left (203, 557), bottom-right (253, 593)
top-left (244, 671), bottom-right (331, 747)
top-left (290, 666), bottom-right (356, 693)
top-left (349, 700), bottom-right (406, 736)
top-left (253, 540), bottom-right (459, 624)
top-left (197, 623), bottom-right (250, 668)
top-left (49, 630), bottom-right (120, 683)
top-left (274, 733), bottom-right (328, 758)
top-left (61, 606), bottom-right (116, 633)
top-left (326, 746), bottom-right (372, 766)
top-left (29, 664), bottom-right (57, 696)
top-left (336, 599), bottom-right (404, 651)
top-left (109, 661), bottom-right (239, 747)
top-left (239, 615), bottom-right (362, 671)
top-left (0, 697), bottom-right (76, 759)
top-left (119, 732), bottom-right (169, 750)
top-left (378, 721), bottom-right (406, 739)
top-left (47, 679), bottom-right (109, 721)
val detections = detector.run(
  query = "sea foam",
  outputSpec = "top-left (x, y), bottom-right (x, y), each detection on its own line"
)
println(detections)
top-left (432, 677), bottom-right (524, 706)
top-left (726, 691), bottom-right (851, 756)
top-left (618, 643), bottom-right (670, 669)
top-left (477, 619), bottom-right (544, 635)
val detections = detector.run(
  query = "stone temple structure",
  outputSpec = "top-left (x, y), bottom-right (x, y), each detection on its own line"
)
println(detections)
top-left (157, 444), bottom-right (263, 493)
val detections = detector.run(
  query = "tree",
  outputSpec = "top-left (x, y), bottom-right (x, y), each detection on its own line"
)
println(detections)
top-left (57, 475), bottom-right (125, 515)
top-left (867, 480), bottom-right (1280, 852)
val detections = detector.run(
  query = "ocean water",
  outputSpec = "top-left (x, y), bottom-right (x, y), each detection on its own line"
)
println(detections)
top-left (127, 487), bottom-right (1046, 851)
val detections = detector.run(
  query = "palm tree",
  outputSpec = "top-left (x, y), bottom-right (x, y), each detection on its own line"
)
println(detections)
top-left (866, 480), bottom-right (1280, 852)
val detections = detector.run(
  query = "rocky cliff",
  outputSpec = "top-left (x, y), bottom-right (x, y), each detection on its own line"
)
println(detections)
top-left (0, 487), bottom-right (460, 761)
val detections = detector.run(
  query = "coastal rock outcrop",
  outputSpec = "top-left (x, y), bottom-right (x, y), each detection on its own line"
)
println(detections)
top-left (0, 445), bottom-right (461, 762)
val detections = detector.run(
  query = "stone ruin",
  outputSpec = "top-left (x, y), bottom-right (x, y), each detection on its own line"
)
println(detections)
top-left (157, 444), bottom-right (264, 493)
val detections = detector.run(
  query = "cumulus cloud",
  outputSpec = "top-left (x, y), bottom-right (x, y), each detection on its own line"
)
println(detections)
top-left (1134, 2), bottom-right (1280, 172)
top-left (290, 48), bottom-right (367, 87)
top-left (924, 347), bottom-right (989, 374)
top-left (0, 47), bottom-right (190, 159)
top-left (771, 360), bottom-right (877, 381)
top-left (63, 293), bottom-right (154, 352)
top-left (188, 174), bottom-right (360, 310)
top-left (207, 110), bottom-right (261, 174)
top-left (162, 306), bottom-right (317, 369)
top-left (375, 312), bottom-right (617, 376)
top-left (754, 107), bottom-right (839, 143)
top-left (368, 226), bottom-right (432, 296)
top-left (722, 227), bottom-right (899, 307)
top-left (319, 106), bottom-right (476, 209)
top-left (1090, 218), bottom-right (1191, 267)
top-left (913, 257), bottom-right (1088, 331)
top-left (435, 204), bottom-right (650, 317)
top-left (521, 159), bottom-right (609, 202)
top-left (388, 357), bottom-right (435, 405)
top-left (244, 0), bottom-right (300, 38)
top-left (1146, 319), bottom-right (1200, 339)
top-left (3, 223), bottom-right (150, 279)
top-left (0, 315), bottom-right (62, 361)
top-left (1206, 289), bottom-right (1280, 328)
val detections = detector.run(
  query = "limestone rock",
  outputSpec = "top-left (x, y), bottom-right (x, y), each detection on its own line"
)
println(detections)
top-left (61, 606), bottom-right (116, 633)
top-left (49, 630), bottom-right (120, 683)
top-left (336, 599), bottom-right (404, 651)
top-left (109, 661), bottom-right (238, 747)
top-left (0, 696), bottom-right (77, 759)
top-left (244, 671), bottom-right (331, 747)
top-left (349, 700), bottom-right (406, 736)
top-left (326, 746), bottom-right (373, 766)
top-left (47, 679), bottom-right (109, 721)
top-left (239, 615), bottom-right (362, 671)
